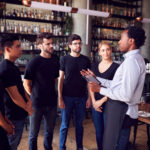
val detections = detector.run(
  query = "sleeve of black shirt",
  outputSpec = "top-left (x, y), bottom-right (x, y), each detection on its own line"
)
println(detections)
top-left (0, 81), bottom-right (4, 111)
top-left (54, 56), bottom-right (60, 78)
top-left (24, 60), bottom-right (35, 80)
top-left (3, 68), bottom-right (19, 88)
top-left (60, 56), bottom-right (65, 71)
top-left (87, 58), bottom-right (91, 70)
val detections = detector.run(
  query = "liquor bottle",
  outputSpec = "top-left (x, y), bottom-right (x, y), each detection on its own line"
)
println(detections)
top-left (31, 9), bottom-right (34, 18)
top-left (17, 8), bottom-right (21, 17)
top-left (0, 20), bottom-right (5, 32)
top-left (38, 10), bottom-right (42, 19)
top-left (24, 9), bottom-right (28, 18)
top-left (52, 0), bottom-right (56, 4)
top-left (34, 9), bottom-right (38, 19)
top-left (124, 8), bottom-right (127, 16)
top-left (56, 0), bottom-right (59, 5)
top-left (128, 8), bottom-right (131, 17)
top-left (14, 22), bottom-right (17, 33)
top-left (12, 9), bottom-right (17, 17)
top-left (110, 4), bottom-right (114, 15)
top-left (132, 8), bottom-right (135, 17)
top-left (6, 21), bottom-right (10, 32)
top-left (24, 24), bottom-right (28, 33)
top-left (51, 11), bottom-right (55, 20)
top-left (20, 8), bottom-right (24, 17)
top-left (19, 23), bottom-right (23, 33)
top-left (57, 12), bottom-right (62, 21)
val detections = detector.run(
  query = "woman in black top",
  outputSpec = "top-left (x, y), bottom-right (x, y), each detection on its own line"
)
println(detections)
top-left (90, 42), bottom-right (119, 150)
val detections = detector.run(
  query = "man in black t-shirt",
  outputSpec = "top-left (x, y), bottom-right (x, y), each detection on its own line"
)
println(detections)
top-left (58, 34), bottom-right (91, 150)
top-left (0, 34), bottom-right (33, 150)
top-left (24, 32), bottom-right (59, 150)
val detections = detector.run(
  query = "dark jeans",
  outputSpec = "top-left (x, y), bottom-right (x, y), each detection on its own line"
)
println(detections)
top-left (117, 115), bottom-right (138, 150)
top-left (29, 106), bottom-right (57, 150)
top-left (117, 127), bottom-right (131, 150)
top-left (0, 128), bottom-right (11, 150)
top-left (8, 119), bottom-right (25, 150)
top-left (103, 99), bottom-right (128, 150)
top-left (92, 106), bottom-right (105, 150)
top-left (59, 96), bottom-right (87, 150)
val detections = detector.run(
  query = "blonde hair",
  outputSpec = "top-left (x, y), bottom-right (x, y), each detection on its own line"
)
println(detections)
top-left (98, 42), bottom-right (112, 51)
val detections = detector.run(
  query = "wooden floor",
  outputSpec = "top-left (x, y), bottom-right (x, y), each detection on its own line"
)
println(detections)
top-left (18, 117), bottom-right (149, 150)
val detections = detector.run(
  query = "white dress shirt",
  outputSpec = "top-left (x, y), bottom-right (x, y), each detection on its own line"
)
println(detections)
top-left (97, 49), bottom-right (146, 119)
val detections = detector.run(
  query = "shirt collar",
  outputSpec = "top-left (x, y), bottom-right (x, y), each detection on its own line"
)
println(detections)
top-left (123, 49), bottom-right (140, 59)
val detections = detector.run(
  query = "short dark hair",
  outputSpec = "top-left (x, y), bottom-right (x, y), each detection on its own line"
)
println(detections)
top-left (126, 26), bottom-right (146, 48)
top-left (36, 32), bottom-right (53, 45)
top-left (0, 34), bottom-right (19, 51)
top-left (68, 34), bottom-right (82, 45)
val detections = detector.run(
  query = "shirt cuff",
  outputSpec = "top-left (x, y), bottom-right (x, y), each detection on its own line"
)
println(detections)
top-left (100, 87), bottom-right (108, 97)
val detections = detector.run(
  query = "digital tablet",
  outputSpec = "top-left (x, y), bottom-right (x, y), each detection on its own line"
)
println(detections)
top-left (83, 75), bottom-right (101, 85)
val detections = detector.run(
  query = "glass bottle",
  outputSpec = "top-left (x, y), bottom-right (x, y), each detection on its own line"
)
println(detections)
top-left (17, 8), bottom-right (21, 17)
top-left (12, 9), bottom-right (17, 17)
top-left (0, 20), bottom-right (5, 33)
top-left (24, 9), bottom-right (28, 18)
top-left (51, 11), bottom-right (55, 20)
top-left (20, 8), bottom-right (24, 17)
top-left (28, 8), bottom-right (31, 18)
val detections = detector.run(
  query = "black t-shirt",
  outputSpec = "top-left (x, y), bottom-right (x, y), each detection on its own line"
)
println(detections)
top-left (0, 59), bottom-right (28, 120)
top-left (60, 54), bottom-right (91, 97)
top-left (24, 55), bottom-right (59, 107)
top-left (0, 79), bottom-right (4, 116)
top-left (0, 79), bottom-right (6, 133)
top-left (91, 62), bottom-right (119, 100)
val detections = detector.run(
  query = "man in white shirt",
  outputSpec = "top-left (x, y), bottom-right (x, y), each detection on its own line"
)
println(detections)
top-left (87, 26), bottom-right (146, 150)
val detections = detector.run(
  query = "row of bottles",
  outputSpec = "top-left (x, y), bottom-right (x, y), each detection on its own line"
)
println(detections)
top-left (19, 37), bottom-right (68, 51)
top-left (31, 0), bottom-right (68, 5)
top-left (20, 39), bottom-right (37, 50)
top-left (96, 3), bottom-right (137, 17)
top-left (93, 17), bottom-right (136, 29)
top-left (92, 28), bottom-right (122, 41)
top-left (5, 4), bottom-right (66, 22)
top-left (0, 20), bottom-right (69, 36)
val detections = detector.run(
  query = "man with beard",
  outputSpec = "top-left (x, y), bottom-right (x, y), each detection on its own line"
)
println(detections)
top-left (23, 32), bottom-right (59, 150)
top-left (58, 34), bottom-right (91, 150)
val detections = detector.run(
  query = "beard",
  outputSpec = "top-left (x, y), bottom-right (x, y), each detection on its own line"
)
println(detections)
top-left (43, 49), bottom-right (53, 54)
top-left (72, 48), bottom-right (81, 54)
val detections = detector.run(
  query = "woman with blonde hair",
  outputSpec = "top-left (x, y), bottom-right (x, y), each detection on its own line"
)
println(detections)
top-left (90, 41), bottom-right (119, 150)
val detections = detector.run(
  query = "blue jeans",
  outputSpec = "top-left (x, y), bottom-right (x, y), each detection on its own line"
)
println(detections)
top-left (59, 96), bottom-right (87, 150)
top-left (92, 106), bottom-right (105, 150)
top-left (29, 106), bottom-right (57, 150)
top-left (7, 119), bottom-right (25, 150)
top-left (117, 127), bottom-right (131, 150)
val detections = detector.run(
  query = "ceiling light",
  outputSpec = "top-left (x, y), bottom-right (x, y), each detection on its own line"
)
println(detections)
top-left (30, 1), bottom-right (109, 18)
top-left (142, 18), bottom-right (150, 24)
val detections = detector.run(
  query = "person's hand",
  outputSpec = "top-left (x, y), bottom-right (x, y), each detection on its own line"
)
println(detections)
top-left (80, 69), bottom-right (96, 78)
top-left (86, 97), bottom-right (91, 109)
top-left (58, 97), bottom-right (65, 109)
top-left (4, 116), bottom-right (15, 135)
top-left (27, 100), bottom-right (32, 108)
top-left (88, 82), bottom-right (101, 93)
top-left (25, 105), bottom-right (34, 116)
top-left (93, 97), bottom-right (107, 112)
top-left (5, 123), bottom-right (15, 136)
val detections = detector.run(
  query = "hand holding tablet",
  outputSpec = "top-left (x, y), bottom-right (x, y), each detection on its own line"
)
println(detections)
top-left (83, 74), bottom-right (101, 85)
